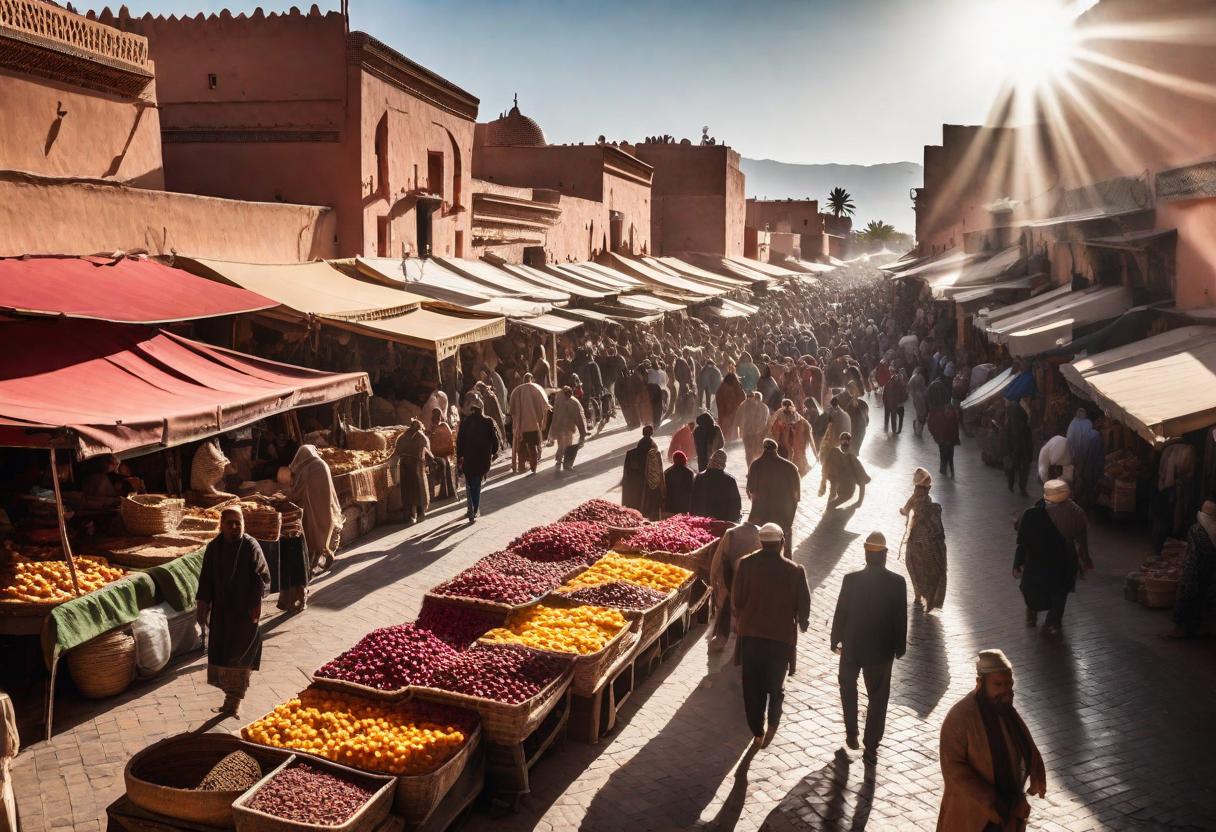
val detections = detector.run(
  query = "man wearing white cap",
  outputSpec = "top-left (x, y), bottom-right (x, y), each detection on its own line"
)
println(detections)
top-left (1013, 479), bottom-right (1090, 634)
top-left (732, 523), bottom-right (811, 749)
top-left (938, 649), bottom-right (1046, 831)
top-left (830, 531), bottom-right (907, 765)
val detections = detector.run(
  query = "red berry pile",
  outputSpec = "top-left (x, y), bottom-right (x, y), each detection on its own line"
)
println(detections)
top-left (246, 762), bottom-right (373, 825)
top-left (430, 566), bottom-right (541, 605)
top-left (623, 513), bottom-right (720, 554)
top-left (481, 550), bottom-right (586, 582)
top-left (427, 644), bottom-right (571, 704)
top-left (561, 581), bottom-right (669, 611)
top-left (561, 499), bottom-right (647, 528)
top-left (508, 521), bottom-right (610, 563)
top-left (416, 600), bottom-right (499, 648)
top-left (314, 624), bottom-right (458, 691)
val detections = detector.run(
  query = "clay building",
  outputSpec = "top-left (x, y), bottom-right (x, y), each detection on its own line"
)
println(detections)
top-left (102, 5), bottom-right (478, 260)
top-left (746, 198), bottom-right (824, 261)
top-left (473, 100), bottom-right (653, 264)
top-left (0, 0), bottom-right (335, 261)
top-left (630, 142), bottom-right (745, 259)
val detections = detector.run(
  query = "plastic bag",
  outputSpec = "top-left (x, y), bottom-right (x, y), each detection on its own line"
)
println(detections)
top-left (130, 604), bottom-right (172, 678)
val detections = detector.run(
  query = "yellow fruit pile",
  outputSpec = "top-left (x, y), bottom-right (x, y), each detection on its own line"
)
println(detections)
top-left (0, 555), bottom-right (125, 603)
top-left (242, 689), bottom-right (469, 776)
top-left (562, 552), bottom-right (692, 594)
top-left (317, 447), bottom-right (394, 475)
top-left (480, 603), bottom-right (627, 655)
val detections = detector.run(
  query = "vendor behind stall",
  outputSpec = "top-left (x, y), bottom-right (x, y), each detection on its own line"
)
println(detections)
top-left (286, 445), bottom-right (343, 575)
top-left (80, 454), bottom-right (144, 509)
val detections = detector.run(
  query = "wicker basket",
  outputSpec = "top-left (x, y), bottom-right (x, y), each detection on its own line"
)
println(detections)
top-left (308, 673), bottom-right (412, 703)
top-left (231, 754), bottom-right (396, 832)
top-left (411, 663), bottom-right (573, 745)
top-left (393, 724), bottom-right (479, 823)
top-left (1141, 575), bottom-right (1178, 609)
top-left (121, 495), bottom-right (186, 537)
top-left (103, 535), bottom-right (204, 568)
top-left (178, 515), bottom-right (221, 535)
top-left (242, 506), bottom-right (282, 542)
top-left (125, 732), bottom-right (288, 827)
top-left (67, 627), bottom-right (136, 699)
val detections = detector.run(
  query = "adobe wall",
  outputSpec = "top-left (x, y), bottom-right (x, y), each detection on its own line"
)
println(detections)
top-left (746, 199), bottom-right (822, 234)
top-left (0, 68), bottom-right (164, 187)
top-left (358, 71), bottom-right (475, 259)
top-left (0, 171), bottom-right (336, 261)
top-left (633, 144), bottom-right (744, 257)
top-left (473, 146), bottom-right (606, 201)
top-left (724, 159), bottom-right (745, 257)
top-left (541, 194), bottom-right (605, 263)
top-left (1155, 199), bottom-right (1216, 309)
top-left (604, 170), bottom-right (651, 256)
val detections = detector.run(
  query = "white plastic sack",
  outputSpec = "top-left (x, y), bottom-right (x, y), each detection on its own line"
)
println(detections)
top-left (165, 605), bottom-right (202, 657)
top-left (130, 604), bottom-right (172, 678)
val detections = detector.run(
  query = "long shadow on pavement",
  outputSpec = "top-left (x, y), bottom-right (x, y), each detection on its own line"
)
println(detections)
top-left (760, 749), bottom-right (875, 831)
top-left (894, 611), bottom-right (950, 718)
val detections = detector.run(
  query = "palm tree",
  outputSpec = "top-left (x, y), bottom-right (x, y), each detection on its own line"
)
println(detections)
top-left (859, 220), bottom-right (897, 243)
top-left (826, 186), bottom-right (856, 218)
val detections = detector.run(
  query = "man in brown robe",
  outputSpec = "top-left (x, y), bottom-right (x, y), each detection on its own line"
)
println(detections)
top-left (196, 508), bottom-right (271, 717)
top-left (746, 439), bottom-right (801, 557)
top-left (938, 650), bottom-right (1046, 832)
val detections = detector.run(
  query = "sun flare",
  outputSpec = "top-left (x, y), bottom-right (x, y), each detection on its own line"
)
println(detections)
top-left (964, 0), bottom-right (1091, 92)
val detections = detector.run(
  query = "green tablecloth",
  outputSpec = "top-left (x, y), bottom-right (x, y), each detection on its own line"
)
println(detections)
top-left (143, 548), bottom-right (204, 612)
top-left (40, 572), bottom-right (157, 668)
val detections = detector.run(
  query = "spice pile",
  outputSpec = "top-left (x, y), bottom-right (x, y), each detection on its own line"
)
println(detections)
top-left (563, 552), bottom-right (692, 593)
top-left (480, 603), bottom-right (626, 655)
top-left (0, 553), bottom-right (125, 603)
top-left (561, 499), bottom-right (646, 528)
top-left (245, 762), bottom-right (375, 825)
top-left (242, 689), bottom-right (473, 776)
top-left (621, 514), bottom-right (720, 554)
top-left (197, 751), bottom-right (262, 792)
top-left (559, 581), bottom-right (669, 611)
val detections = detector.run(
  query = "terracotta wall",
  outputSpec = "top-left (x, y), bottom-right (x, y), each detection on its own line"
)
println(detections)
top-left (632, 145), bottom-right (744, 257)
top-left (358, 71), bottom-right (474, 259)
top-left (0, 67), bottom-right (164, 187)
top-left (0, 170), bottom-right (336, 261)
top-left (473, 146), bottom-right (608, 201)
top-left (1156, 199), bottom-right (1216, 309)
top-left (746, 199), bottom-right (822, 235)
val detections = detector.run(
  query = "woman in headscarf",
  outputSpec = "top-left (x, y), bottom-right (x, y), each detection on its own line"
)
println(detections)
top-left (622, 426), bottom-right (664, 520)
top-left (427, 407), bottom-right (458, 501)
top-left (663, 451), bottom-right (695, 516)
top-left (715, 372), bottom-right (746, 442)
top-left (900, 467), bottom-right (948, 612)
top-left (691, 449), bottom-right (742, 522)
top-left (395, 419), bottom-right (432, 525)
top-left (693, 412), bottom-right (725, 473)
top-left (286, 445), bottom-right (344, 576)
top-left (1065, 409), bottom-right (1103, 508)
top-left (768, 399), bottom-right (813, 476)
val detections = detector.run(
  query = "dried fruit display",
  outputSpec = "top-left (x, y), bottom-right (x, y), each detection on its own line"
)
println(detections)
top-left (415, 601), bottom-right (499, 648)
top-left (562, 552), bottom-right (692, 594)
top-left (430, 566), bottom-right (546, 605)
top-left (480, 603), bottom-right (626, 655)
top-left (242, 689), bottom-right (474, 777)
top-left (314, 624), bottom-right (460, 691)
top-left (0, 553), bottom-right (125, 603)
top-left (245, 762), bottom-right (375, 825)
top-left (622, 514), bottom-right (720, 553)
top-left (507, 521), bottom-right (610, 563)
top-left (559, 581), bottom-right (669, 610)
top-left (316, 447), bottom-right (395, 475)
top-left (560, 499), bottom-right (646, 528)
top-left (428, 644), bottom-right (571, 704)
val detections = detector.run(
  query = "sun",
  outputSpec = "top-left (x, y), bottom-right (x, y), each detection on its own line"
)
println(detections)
top-left (963, 0), bottom-right (1090, 91)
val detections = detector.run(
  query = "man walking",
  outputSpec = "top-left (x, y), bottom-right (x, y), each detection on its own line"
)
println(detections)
top-left (196, 508), bottom-right (271, 717)
top-left (508, 372), bottom-right (550, 474)
top-left (882, 366), bottom-right (907, 434)
top-left (1014, 479), bottom-right (1090, 635)
top-left (830, 531), bottom-right (906, 766)
top-left (821, 432), bottom-right (870, 509)
top-left (738, 392), bottom-right (771, 467)
top-left (732, 524), bottom-right (811, 749)
top-left (456, 399), bottom-right (500, 522)
top-left (747, 439), bottom-right (801, 557)
top-left (938, 650), bottom-right (1046, 831)
top-left (699, 357), bottom-right (723, 413)
top-left (548, 386), bottom-right (587, 473)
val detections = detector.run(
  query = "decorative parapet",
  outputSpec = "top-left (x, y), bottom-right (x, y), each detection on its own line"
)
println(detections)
top-left (0, 0), bottom-right (151, 96)
top-left (1157, 159), bottom-right (1216, 203)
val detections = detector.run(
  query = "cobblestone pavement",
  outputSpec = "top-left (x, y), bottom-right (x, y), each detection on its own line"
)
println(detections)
top-left (11, 400), bottom-right (1216, 831)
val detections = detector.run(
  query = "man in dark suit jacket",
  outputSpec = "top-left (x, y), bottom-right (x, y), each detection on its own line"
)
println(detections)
top-left (830, 530), bottom-right (908, 766)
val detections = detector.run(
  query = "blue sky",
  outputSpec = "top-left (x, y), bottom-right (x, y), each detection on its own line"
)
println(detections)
top-left (87, 0), bottom-right (1040, 166)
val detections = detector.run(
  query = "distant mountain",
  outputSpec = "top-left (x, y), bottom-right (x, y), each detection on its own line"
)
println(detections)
top-left (739, 159), bottom-right (922, 234)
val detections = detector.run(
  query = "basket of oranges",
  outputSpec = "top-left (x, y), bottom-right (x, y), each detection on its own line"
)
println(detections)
top-left (0, 547), bottom-right (126, 613)
top-left (241, 687), bottom-right (479, 823)
top-left (478, 598), bottom-right (640, 696)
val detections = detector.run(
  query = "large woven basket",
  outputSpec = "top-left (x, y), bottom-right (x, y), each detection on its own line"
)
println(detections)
top-left (231, 754), bottom-right (396, 832)
top-left (393, 724), bottom-right (479, 823)
top-left (125, 732), bottom-right (288, 827)
top-left (103, 535), bottom-right (204, 568)
top-left (67, 627), bottom-right (136, 699)
top-left (121, 495), bottom-right (185, 537)
top-left (242, 506), bottom-right (282, 542)
top-left (412, 663), bottom-right (573, 745)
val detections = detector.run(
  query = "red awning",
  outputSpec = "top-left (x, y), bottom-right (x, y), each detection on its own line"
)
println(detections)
top-left (0, 256), bottom-right (275, 323)
top-left (0, 319), bottom-right (368, 458)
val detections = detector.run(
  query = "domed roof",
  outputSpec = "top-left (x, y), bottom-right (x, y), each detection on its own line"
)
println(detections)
top-left (484, 96), bottom-right (546, 147)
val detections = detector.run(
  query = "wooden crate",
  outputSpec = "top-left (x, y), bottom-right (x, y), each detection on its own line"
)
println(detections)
top-left (567, 656), bottom-right (636, 745)
top-left (484, 688), bottom-right (572, 799)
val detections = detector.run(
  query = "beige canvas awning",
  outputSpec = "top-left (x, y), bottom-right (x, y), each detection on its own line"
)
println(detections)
top-left (1060, 325), bottom-right (1216, 446)
top-left (985, 285), bottom-right (1133, 357)
top-left (603, 252), bottom-right (724, 298)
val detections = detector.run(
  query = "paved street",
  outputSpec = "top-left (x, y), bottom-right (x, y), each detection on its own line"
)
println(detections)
top-left (11, 402), bottom-right (1216, 831)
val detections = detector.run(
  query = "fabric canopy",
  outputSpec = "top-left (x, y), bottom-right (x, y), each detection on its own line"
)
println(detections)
top-left (0, 318), bottom-right (368, 458)
top-left (510, 313), bottom-right (583, 334)
top-left (175, 257), bottom-right (504, 359)
top-left (928, 246), bottom-right (1025, 299)
top-left (646, 256), bottom-right (752, 290)
top-left (433, 257), bottom-right (570, 304)
top-left (1084, 228), bottom-right (1176, 251)
top-left (679, 254), bottom-right (772, 287)
top-left (618, 293), bottom-right (686, 313)
top-left (1060, 325), bottom-right (1216, 446)
top-left (359, 257), bottom-right (552, 318)
top-left (603, 253), bottom-right (723, 298)
top-left (494, 261), bottom-right (614, 301)
top-left (984, 285), bottom-right (1133, 357)
top-left (960, 367), bottom-right (1014, 411)
top-left (0, 256), bottom-right (274, 324)
top-left (727, 257), bottom-right (801, 279)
